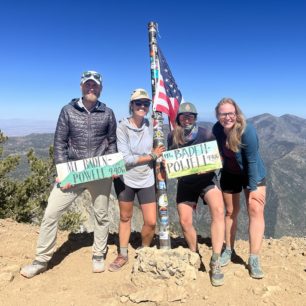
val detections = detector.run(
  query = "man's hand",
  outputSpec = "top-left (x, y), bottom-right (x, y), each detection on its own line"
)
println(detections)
top-left (55, 177), bottom-right (73, 190)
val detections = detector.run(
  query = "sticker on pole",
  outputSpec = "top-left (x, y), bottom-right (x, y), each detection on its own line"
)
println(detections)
top-left (163, 140), bottom-right (222, 179)
top-left (56, 152), bottom-right (126, 187)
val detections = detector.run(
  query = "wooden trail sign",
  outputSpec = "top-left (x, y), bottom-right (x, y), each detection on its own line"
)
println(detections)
top-left (163, 140), bottom-right (222, 179)
top-left (56, 152), bottom-right (126, 187)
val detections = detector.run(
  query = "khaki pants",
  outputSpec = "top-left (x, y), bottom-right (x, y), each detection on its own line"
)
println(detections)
top-left (35, 178), bottom-right (112, 263)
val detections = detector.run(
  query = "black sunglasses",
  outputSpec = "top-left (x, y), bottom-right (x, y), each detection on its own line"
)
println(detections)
top-left (133, 101), bottom-right (151, 107)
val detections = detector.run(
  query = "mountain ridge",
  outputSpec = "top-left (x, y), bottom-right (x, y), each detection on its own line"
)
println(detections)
top-left (1, 113), bottom-right (306, 137)
top-left (2, 113), bottom-right (306, 239)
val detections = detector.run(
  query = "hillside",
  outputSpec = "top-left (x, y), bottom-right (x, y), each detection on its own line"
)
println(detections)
top-left (249, 114), bottom-right (306, 238)
top-left (0, 218), bottom-right (305, 306)
top-left (3, 133), bottom-right (54, 180)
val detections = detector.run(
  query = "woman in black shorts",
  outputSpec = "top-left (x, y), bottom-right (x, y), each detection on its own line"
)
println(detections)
top-left (213, 98), bottom-right (266, 279)
top-left (167, 102), bottom-right (225, 287)
top-left (108, 89), bottom-right (165, 272)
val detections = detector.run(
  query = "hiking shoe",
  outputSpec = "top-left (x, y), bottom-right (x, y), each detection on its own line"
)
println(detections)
top-left (209, 259), bottom-right (224, 286)
top-left (248, 256), bottom-right (264, 279)
top-left (220, 248), bottom-right (236, 267)
top-left (108, 254), bottom-right (128, 272)
top-left (92, 255), bottom-right (105, 273)
top-left (20, 260), bottom-right (48, 278)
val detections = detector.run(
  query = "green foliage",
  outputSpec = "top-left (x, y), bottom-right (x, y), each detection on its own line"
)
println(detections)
top-left (0, 131), bottom-right (83, 232)
top-left (59, 210), bottom-right (85, 233)
top-left (4, 133), bottom-right (54, 180)
top-left (8, 147), bottom-right (56, 222)
top-left (0, 131), bottom-right (20, 218)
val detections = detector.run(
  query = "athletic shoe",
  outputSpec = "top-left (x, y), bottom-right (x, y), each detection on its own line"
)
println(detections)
top-left (108, 254), bottom-right (128, 272)
top-left (248, 256), bottom-right (264, 279)
top-left (220, 248), bottom-right (236, 267)
top-left (92, 255), bottom-right (105, 273)
top-left (20, 260), bottom-right (48, 278)
top-left (209, 258), bottom-right (224, 286)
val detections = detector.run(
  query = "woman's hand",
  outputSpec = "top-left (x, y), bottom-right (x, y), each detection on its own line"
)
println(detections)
top-left (152, 145), bottom-right (166, 158)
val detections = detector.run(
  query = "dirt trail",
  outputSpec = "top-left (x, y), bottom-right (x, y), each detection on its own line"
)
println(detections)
top-left (0, 219), bottom-right (305, 305)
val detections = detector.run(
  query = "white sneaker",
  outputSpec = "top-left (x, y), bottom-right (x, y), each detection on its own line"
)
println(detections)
top-left (20, 260), bottom-right (48, 278)
top-left (92, 255), bottom-right (105, 273)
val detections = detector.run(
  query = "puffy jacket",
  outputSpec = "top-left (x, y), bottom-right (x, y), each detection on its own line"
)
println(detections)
top-left (54, 98), bottom-right (117, 164)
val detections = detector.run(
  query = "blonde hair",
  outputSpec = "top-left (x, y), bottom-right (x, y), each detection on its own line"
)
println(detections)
top-left (171, 124), bottom-right (185, 148)
top-left (215, 98), bottom-right (246, 152)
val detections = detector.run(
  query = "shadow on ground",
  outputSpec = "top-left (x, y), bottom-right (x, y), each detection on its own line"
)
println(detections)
top-left (48, 232), bottom-right (241, 270)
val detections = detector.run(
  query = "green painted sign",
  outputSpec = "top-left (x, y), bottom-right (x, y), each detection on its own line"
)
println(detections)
top-left (163, 140), bottom-right (222, 179)
top-left (56, 152), bottom-right (126, 187)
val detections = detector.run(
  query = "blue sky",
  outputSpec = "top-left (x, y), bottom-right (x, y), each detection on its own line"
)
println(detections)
top-left (1, 0), bottom-right (305, 123)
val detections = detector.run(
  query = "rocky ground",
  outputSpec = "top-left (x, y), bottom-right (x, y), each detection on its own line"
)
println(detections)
top-left (0, 218), bottom-right (305, 306)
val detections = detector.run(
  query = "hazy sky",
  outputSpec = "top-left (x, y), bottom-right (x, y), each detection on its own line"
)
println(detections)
top-left (1, 0), bottom-right (305, 123)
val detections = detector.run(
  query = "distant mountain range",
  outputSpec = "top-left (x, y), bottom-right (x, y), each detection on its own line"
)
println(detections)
top-left (195, 113), bottom-right (306, 239)
top-left (2, 113), bottom-right (306, 239)
top-left (248, 113), bottom-right (306, 238)
top-left (0, 118), bottom-right (57, 136)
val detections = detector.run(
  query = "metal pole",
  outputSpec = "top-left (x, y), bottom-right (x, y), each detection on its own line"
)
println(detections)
top-left (148, 22), bottom-right (171, 249)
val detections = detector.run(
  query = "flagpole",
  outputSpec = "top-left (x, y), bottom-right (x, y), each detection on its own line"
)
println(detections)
top-left (148, 21), bottom-right (171, 249)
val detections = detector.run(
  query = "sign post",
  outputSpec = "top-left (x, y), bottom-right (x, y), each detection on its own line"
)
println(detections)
top-left (148, 22), bottom-right (171, 249)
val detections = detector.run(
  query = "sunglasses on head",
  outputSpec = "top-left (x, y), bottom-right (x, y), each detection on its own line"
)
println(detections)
top-left (82, 71), bottom-right (101, 82)
top-left (133, 100), bottom-right (151, 107)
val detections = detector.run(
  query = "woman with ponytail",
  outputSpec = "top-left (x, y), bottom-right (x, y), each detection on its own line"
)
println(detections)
top-left (168, 102), bottom-right (225, 287)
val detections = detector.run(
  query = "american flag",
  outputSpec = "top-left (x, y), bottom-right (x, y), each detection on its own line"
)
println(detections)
top-left (153, 47), bottom-right (183, 128)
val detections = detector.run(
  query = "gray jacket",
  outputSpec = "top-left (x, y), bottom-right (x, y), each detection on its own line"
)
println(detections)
top-left (117, 117), bottom-right (154, 188)
top-left (54, 98), bottom-right (117, 164)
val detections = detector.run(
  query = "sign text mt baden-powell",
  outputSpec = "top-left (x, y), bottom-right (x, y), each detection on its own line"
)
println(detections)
top-left (56, 152), bottom-right (126, 187)
top-left (163, 140), bottom-right (222, 179)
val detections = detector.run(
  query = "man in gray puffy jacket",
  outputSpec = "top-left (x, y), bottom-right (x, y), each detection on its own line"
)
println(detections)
top-left (20, 70), bottom-right (117, 278)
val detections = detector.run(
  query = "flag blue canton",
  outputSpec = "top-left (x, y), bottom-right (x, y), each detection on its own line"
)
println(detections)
top-left (153, 47), bottom-right (183, 128)
top-left (158, 48), bottom-right (183, 103)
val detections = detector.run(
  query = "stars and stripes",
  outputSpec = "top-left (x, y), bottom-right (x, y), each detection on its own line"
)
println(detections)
top-left (153, 47), bottom-right (183, 128)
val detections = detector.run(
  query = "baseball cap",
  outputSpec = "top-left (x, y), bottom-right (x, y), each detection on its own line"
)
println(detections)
top-left (80, 71), bottom-right (102, 86)
top-left (130, 88), bottom-right (151, 101)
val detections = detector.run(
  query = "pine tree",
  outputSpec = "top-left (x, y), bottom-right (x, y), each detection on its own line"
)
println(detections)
top-left (9, 146), bottom-right (56, 222)
top-left (1, 131), bottom-right (84, 231)
top-left (0, 131), bottom-right (20, 218)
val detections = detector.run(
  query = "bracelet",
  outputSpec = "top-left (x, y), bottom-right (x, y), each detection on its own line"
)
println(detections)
top-left (149, 152), bottom-right (158, 161)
